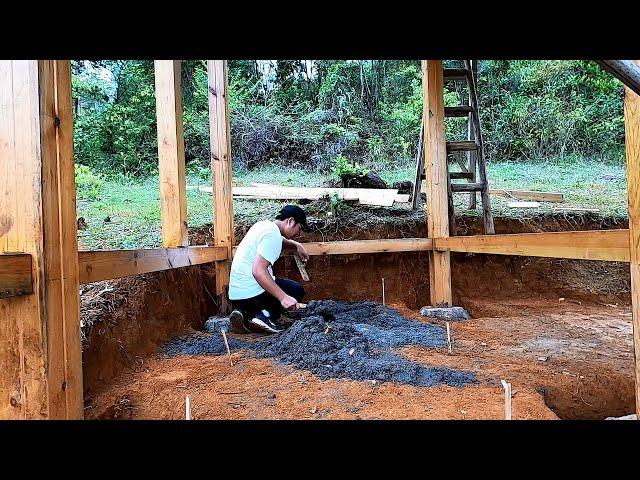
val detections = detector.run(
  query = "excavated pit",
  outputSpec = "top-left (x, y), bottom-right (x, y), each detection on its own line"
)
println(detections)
top-left (82, 215), bottom-right (636, 420)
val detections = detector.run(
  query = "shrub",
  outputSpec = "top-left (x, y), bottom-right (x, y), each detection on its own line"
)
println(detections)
top-left (331, 154), bottom-right (369, 183)
top-left (75, 164), bottom-right (104, 200)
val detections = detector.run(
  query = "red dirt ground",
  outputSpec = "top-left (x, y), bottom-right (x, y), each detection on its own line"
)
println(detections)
top-left (84, 297), bottom-right (634, 420)
top-left (82, 217), bottom-right (635, 420)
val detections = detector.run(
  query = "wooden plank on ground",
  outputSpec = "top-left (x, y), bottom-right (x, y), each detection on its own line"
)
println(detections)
top-left (246, 183), bottom-right (405, 205)
top-left (242, 184), bottom-right (403, 206)
top-left (423, 60), bottom-right (452, 306)
top-left (208, 60), bottom-right (234, 311)
top-left (78, 246), bottom-right (228, 284)
top-left (552, 207), bottom-right (600, 213)
top-left (155, 60), bottom-right (188, 248)
top-left (490, 189), bottom-right (564, 203)
top-left (194, 183), bottom-right (409, 205)
top-left (623, 60), bottom-right (640, 417)
top-left (0, 253), bottom-right (32, 298)
top-left (507, 201), bottom-right (540, 208)
top-left (435, 230), bottom-right (630, 262)
top-left (422, 184), bottom-right (565, 203)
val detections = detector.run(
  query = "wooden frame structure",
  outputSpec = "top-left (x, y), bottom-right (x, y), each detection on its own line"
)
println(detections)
top-left (1, 59), bottom-right (640, 419)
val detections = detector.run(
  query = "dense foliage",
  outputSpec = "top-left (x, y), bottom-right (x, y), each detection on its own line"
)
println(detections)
top-left (71, 59), bottom-right (625, 178)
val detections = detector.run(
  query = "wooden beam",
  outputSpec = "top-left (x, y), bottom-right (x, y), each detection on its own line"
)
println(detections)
top-left (208, 60), bottom-right (234, 312)
top-left (233, 238), bottom-right (434, 258)
top-left (284, 238), bottom-right (433, 257)
top-left (155, 60), bottom-right (188, 247)
top-left (0, 61), bottom-right (82, 419)
top-left (78, 246), bottom-right (228, 284)
top-left (435, 230), bottom-right (630, 262)
top-left (193, 185), bottom-right (405, 207)
top-left (623, 60), bottom-right (640, 418)
top-left (422, 183), bottom-right (564, 203)
top-left (40, 61), bottom-right (83, 419)
top-left (423, 60), bottom-right (452, 307)
top-left (597, 60), bottom-right (640, 96)
top-left (0, 253), bottom-right (32, 298)
top-left (489, 189), bottom-right (564, 203)
top-left (0, 60), bottom-right (44, 420)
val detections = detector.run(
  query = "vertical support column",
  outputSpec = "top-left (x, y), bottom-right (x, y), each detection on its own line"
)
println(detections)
top-left (155, 60), bottom-right (188, 247)
top-left (0, 60), bottom-right (82, 419)
top-left (422, 60), bottom-right (452, 307)
top-left (41, 60), bottom-right (83, 419)
top-left (207, 60), bottom-right (234, 312)
top-left (623, 59), bottom-right (640, 418)
top-left (467, 60), bottom-right (477, 210)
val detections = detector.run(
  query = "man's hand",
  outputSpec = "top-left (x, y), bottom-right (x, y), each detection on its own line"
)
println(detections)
top-left (295, 242), bottom-right (309, 262)
top-left (281, 294), bottom-right (299, 311)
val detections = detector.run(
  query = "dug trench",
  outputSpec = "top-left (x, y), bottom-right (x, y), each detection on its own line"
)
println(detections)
top-left (82, 215), bottom-right (635, 420)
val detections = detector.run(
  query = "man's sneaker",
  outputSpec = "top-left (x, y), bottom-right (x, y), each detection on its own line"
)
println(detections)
top-left (229, 309), bottom-right (250, 333)
top-left (248, 311), bottom-right (284, 334)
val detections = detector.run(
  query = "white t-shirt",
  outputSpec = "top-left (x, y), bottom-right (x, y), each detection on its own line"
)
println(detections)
top-left (229, 220), bottom-right (283, 300)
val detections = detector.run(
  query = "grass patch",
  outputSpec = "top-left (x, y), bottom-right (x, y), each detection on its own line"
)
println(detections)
top-left (77, 159), bottom-right (628, 250)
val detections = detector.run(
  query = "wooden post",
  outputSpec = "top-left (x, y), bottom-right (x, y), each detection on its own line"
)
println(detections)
top-left (207, 60), bottom-right (234, 312)
top-left (155, 60), bottom-right (188, 247)
top-left (0, 60), bottom-right (83, 419)
top-left (501, 379), bottom-right (512, 420)
top-left (623, 59), bottom-right (640, 418)
top-left (468, 60), bottom-right (477, 210)
top-left (422, 60), bottom-right (452, 307)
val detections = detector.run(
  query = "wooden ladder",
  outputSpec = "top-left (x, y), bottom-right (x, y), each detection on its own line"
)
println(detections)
top-left (411, 60), bottom-right (495, 235)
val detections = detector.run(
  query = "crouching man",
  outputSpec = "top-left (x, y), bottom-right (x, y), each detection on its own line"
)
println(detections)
top-left (228, 205), bottom-right (310, 334)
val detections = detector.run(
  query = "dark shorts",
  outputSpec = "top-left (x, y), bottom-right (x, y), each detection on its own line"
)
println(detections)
top-left (230, 278), bottom-right (305, 321)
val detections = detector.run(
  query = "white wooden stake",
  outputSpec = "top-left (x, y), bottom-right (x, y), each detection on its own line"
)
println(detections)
top-left (185, 395), bottom-right (191, 420)
top-left (501, 379), bottom-right (512, 420)
top-left (446, 321), bottom-right (452, 354)
top-left (221, 330), bottom-right (233, 366)
top-left (382, 277), bottom-right (386, 306)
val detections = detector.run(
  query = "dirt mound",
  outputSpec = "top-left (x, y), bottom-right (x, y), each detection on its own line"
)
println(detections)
top-left (161, 300), bottom-right (475, 388)
top-left (161, 331), bottom-right (245, 357)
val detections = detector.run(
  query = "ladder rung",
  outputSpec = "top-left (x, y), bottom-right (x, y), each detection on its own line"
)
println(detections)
top-left (444, 105), bottom-right (474, 117)
top-left (451, 182), bottom-right (484, 192)
top-left (449, 172), bottom-right (474, 180)
top-left (446, 141), bottom-right (478, 153)
top-left (443, 68), bottom-right (469, 82)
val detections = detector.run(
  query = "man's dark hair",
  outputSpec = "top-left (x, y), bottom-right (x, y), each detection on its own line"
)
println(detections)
top-left (276, 205), bottom-right (311, 232)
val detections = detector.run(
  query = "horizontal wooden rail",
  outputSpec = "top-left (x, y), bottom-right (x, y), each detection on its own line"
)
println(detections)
top-left (74, 230), bottom-right (630, 285)
top-left (294, 238), bottom-right (434, 256)
top-left (232, 238), bottom-right (434, 258)
top-left (0, 253), bottom-right (33, 298)
top-left (435, 230), bottom-right (630, 262)
top-left (78, 246), bottom-right (228, 284)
